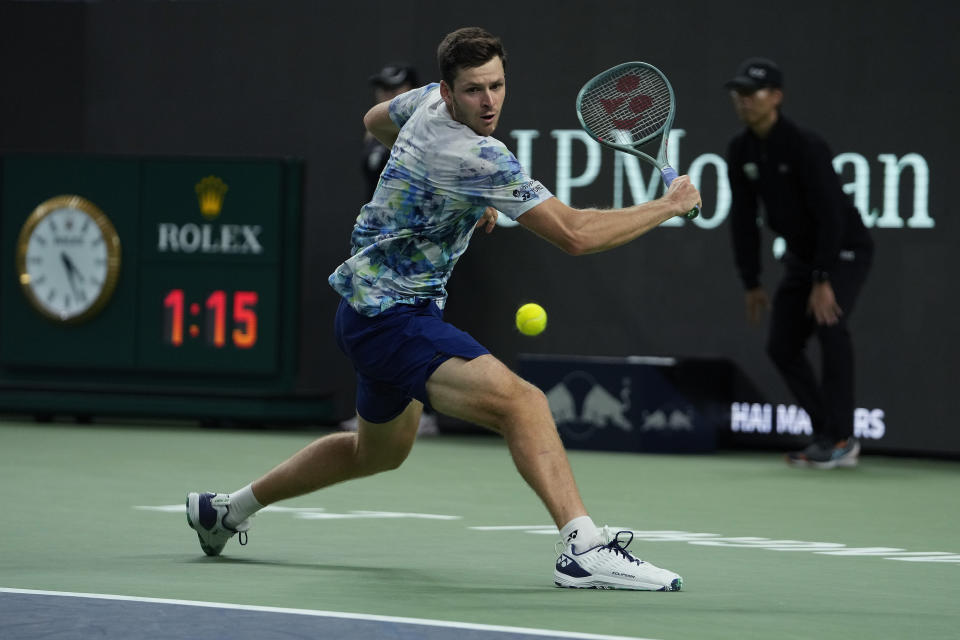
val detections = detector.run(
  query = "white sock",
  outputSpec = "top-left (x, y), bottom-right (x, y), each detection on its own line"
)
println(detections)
top-left (224, 483), bottom-right (263, 529)
top-left (559, 515), bottom-right (601, 551)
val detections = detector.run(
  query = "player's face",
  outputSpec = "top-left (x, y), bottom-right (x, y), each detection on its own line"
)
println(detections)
top-left (730, 87), bottom-right (782, 132)
top-left (441, 57), bottom-right (505, 136)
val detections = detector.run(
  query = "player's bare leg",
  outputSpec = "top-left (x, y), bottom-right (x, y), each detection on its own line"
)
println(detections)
top-left (251, 400), bottom-right (423, 505)
top-left (427, 354), bottom-right (683, 591)
top-left (187, 402), bottom-right (422, 557)
top-left (426, 354), bottom-right (587, 528)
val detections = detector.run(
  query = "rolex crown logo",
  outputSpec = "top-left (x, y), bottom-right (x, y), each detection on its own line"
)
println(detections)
top-left (195, 176), bottom-right (228, 219)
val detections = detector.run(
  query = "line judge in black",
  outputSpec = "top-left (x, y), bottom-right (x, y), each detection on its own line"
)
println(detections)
top-left (724, 57), bottom-right (873, 469)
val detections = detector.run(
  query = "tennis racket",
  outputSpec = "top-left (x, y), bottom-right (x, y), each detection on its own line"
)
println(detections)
top-left (576, 61), bottom-right (699, 219)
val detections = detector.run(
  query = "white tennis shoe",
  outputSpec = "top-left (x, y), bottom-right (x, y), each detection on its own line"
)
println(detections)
top-left (186, 492), bottom-right (251, 557)
top-left (554, 528), bottom-right (683, 591)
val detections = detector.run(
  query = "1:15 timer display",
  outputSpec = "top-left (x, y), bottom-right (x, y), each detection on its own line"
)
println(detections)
top-left (139, 265), bottom-right (278, 374)
top-left (163, 288), bottom-right (258, 349)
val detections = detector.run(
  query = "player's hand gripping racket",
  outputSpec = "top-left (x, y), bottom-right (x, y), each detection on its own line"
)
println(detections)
top-left (576, 62), bottom-right (699, 219)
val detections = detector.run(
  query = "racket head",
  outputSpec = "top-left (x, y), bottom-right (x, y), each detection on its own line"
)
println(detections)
top-left (575, 62), bottom-right (676, 160)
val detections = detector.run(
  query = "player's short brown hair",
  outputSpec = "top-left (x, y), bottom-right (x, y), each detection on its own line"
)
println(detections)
top-left (437, 27), bottom-right (507, 88)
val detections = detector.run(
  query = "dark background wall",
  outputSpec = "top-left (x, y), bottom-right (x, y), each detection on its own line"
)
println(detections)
top-left (1, 0), bottom-right (957, 455)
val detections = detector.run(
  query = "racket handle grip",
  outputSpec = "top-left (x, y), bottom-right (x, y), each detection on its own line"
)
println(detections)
top-left (661, 166), bottom-right (700, 220)
top-left (661, 166), bottom-right (679, 186)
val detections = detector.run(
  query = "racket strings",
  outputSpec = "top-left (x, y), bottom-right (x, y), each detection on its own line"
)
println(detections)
top-left (579, 67), bottom-right (671, 145)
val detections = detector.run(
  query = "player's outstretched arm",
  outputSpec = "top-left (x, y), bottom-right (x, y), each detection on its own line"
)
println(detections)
top-left (518, 176), bottom-right (701, 255)
top-left (363, 100), bottom-right (401, 149)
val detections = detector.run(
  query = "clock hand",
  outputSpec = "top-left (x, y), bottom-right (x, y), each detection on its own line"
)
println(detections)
top-left (60, 252), bottom-right (86, 298)
top-left (61, 252), bottom-right (87, 283)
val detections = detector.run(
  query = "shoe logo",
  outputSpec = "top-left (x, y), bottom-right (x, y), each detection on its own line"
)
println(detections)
top-left (566, 530), bottom-right (578, 543)
top-left (557, 555), bottom-right (573, 568)
top-left (612, 571), bottom-right (635, 579)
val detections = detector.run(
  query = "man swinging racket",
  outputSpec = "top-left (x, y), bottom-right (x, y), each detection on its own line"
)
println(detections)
top-left (187, 27), bottom-right (701, 591)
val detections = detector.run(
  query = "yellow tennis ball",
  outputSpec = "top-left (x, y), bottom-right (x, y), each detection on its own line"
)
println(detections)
top-left (516, 303), bottom-right (547, 336)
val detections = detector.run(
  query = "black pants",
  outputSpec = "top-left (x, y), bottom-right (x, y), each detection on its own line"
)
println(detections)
top-left (766, 247), bottom-right (873, 441)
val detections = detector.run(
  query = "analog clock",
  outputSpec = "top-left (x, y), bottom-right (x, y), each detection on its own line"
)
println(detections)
top-left (16, 195), bottom-right (122, 324)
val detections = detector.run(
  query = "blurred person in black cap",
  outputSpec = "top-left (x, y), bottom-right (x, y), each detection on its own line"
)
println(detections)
top-left (724, 57), bottom-right (873, 469)
top-left (362, 62), bottom-right (420, 197)
top-left (350, 61), bottom-right (439, 437)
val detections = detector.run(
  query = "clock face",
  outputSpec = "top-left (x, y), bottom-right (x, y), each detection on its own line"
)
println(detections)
top-left (16, 195), bottom-right (122, 323)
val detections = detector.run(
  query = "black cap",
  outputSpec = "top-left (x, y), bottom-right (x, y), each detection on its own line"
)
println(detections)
top-left (369, 63), bottom-right (419, 89)
top-left (725, 57), bottom-right (783, 92)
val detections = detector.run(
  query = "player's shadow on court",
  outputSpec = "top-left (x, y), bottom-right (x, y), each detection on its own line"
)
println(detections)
top-left (180, 556), bottom-right (401, 574)
top-left (175, 556), bottom-right (545, 593)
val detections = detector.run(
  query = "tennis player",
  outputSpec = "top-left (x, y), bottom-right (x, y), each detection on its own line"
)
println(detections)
top-left (188, 27), bottom-right (700, 591)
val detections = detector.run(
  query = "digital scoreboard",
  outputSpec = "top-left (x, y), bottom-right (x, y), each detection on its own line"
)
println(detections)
top-left (135, 159), bottom-right (285, 376)
top-left (0, 154), bottom-right (331, 423)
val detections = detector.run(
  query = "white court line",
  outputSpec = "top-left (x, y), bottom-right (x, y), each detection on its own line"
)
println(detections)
top-left (469, 525), bottom-right (557, 531)
top-left (133, 505), bottom-right (461, 520)
top-left (0, 588), bottom-right (662, 640)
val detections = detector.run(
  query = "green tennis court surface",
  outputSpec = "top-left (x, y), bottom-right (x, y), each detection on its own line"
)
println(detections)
top-left (1, 420), bottom-right (957, 639)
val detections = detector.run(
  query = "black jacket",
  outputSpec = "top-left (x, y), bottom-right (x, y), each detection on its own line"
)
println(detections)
top-left (726, 115), bottom-right (871, 289)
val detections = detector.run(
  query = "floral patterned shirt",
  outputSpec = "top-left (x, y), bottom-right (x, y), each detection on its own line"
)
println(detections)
top-left (329, 84), bottom-right (552, 316)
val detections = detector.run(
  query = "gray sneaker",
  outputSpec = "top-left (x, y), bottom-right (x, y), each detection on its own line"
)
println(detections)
top-left (186, 492), bottom-right (251, 556)
top-left (787, 438), bottom-right (860, 469)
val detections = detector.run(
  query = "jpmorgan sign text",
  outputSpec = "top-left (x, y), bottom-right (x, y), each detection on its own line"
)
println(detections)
top-left (504, 129), bottom-right (933, 231)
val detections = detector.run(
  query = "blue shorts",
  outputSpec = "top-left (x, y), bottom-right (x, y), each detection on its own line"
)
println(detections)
top-left (334, 298), bottom-right (489, 423)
